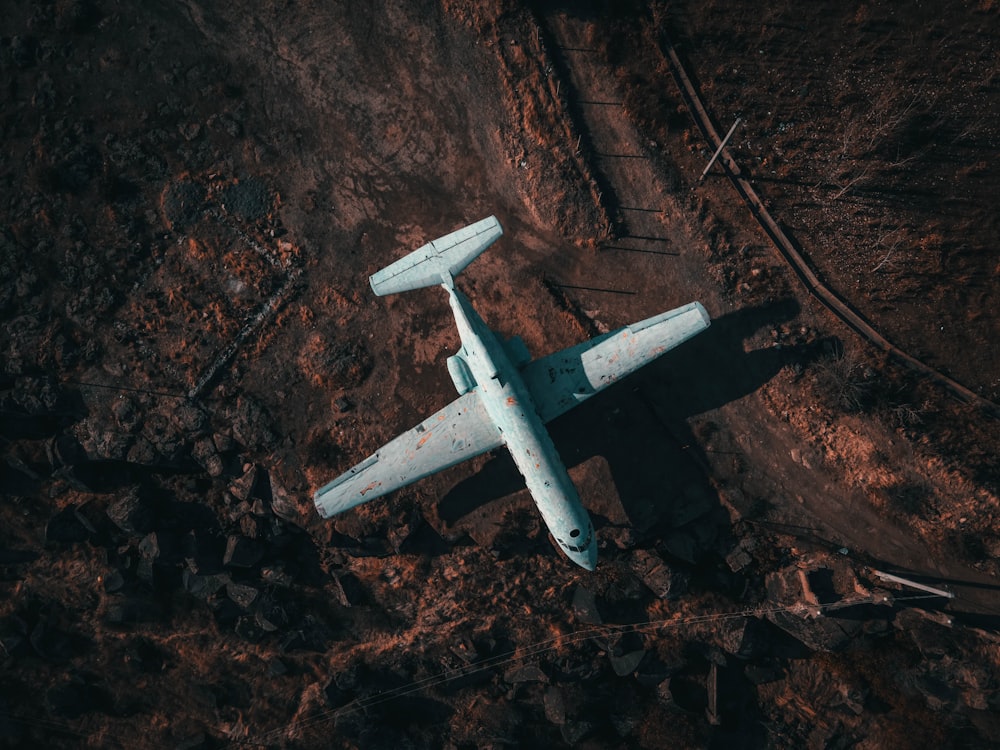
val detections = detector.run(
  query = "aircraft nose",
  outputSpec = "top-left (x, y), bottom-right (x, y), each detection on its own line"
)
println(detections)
top-left (578, 541), bottom-right (597, 571)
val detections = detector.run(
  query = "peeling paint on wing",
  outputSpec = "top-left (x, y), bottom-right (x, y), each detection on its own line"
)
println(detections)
top-left (359, 481), bottom-right (381, 496)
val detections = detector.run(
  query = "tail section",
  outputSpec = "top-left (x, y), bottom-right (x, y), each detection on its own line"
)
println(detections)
top-left (369, 216), bottom-right (502, 296)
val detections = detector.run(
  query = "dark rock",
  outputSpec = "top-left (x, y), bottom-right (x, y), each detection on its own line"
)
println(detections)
top-left (182, 570), bottom-right (229, 600)
top-left (234, 615), bottom-right (265, 642)
top-left (254, 598), bottom-right (289, 632)
top-left (111, 397), bottom-right (141, 433)
top-left (228, 500), bottom-right (252, 524)
top-left (725, 547), bottom-right (753, 573)
top-left (126, 436), bottom-right (159, 465)
top-left (601, 525), bottom-right (638, 550)
top-left (223, 535), bottom-right (264, 568)
top-left (45, 505), bottom-right (95, 544)
top-left (765, 563), bottom-right (863, 652)
top-left (260, 564), bottom-right (293, 588)
top-left (630, 549), bottom-right (687, 600)
top-left (334, 396), bottom-right (353, 412)
top-left (719, 617), bottom-right (771, 659)
top-left (503, 663), bottom-right (548, 684)
top-left (894, 608), bottom-right (955, 659)
top-left (210, 598), bottom-right (242, 627)
top-left (49, 433), bottom-right (87, 467)
top-left (226, 582), bottom-right (259, 610)
top-left (239, 513), bottom-right (264, 539)
top-left (170, 402), bottom-right (209, 434)
top-left (107, 486), bottom-right (155, 535)
top-left (192, 436), bottom-right (223, 477)
top-left (103, 569), bottom-right (126, 594)
top-left (228, 465), bottom-right (258, 503)
top-left (609, 649), bottom-right (646, 677)
top-left (543, 687), bottom-right (566, 725)
top-left (572, 586), bottom-right (602, 625)
top-left (268, 658), bottom-right (289, 677)
top-left (560, 720), bottom-right (595, 745)
top-left (251, 497), bottom-right (271, 518)
top-left (230, 396), bottom-right (277, 451)
top-left (104, 597), bottom-right (163, 624)
top-left (213, 432), bottom-right (237, 454)
top-left (139, 531), bottom-right (177, 563)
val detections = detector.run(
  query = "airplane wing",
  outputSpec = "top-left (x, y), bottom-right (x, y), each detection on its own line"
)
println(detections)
top-left (314, 390), bottom-right (503, 518)
top-left (520, 302), bottom-right (710, 424)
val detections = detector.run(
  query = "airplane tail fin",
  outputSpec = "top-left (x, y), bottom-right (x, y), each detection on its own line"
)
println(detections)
top-left (369, 216), bottom-right (502, 296)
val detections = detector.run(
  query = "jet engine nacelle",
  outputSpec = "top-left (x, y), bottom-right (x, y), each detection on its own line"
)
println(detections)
top-left (446, 353), bottom-right (477, 395)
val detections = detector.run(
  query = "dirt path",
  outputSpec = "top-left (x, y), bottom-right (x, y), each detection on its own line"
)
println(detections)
top-left (541, 10), bottom-right (999, 618)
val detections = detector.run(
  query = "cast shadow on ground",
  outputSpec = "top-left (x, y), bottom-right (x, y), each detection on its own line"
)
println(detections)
top-left (438, 299), bottom-right (817, 539)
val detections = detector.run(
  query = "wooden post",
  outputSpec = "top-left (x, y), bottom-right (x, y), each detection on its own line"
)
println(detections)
top-left (706, 662), bottom-right (721, 725)
top-left (699, 117), bottom-right (742, 182)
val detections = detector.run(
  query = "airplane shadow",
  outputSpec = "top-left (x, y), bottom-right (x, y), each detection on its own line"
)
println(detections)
top-left (438, 299), bottom-right (822, 559)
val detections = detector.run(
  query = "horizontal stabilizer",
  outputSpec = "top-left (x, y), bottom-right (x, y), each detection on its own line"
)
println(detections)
top-left (370, 216), bottom-right (502, 296)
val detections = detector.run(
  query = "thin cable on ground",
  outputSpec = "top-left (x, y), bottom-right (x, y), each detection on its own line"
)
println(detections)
top-left (232, 593), bottom-right (943, 748)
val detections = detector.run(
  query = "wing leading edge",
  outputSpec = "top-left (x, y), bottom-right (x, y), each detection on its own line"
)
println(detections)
top-left (521, 301), bottom-right (710, 424)
top-left (313, 390), bottom-right (503, 518)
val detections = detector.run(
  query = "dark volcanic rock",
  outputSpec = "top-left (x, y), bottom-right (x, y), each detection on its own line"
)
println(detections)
top-left (571, 586), bottom-right (602, 625)
top-left (182, 570), bottom-right (230, 600)
top-left (223, 535), bottom-right (264, 568)
top-left (543, 687), bottom-right (566, 726)
top-left (192, 436), bottom-right (223, 477)
top-left (45, 505), bottom-right (95, 544)
top-left (609, 649), bottom-right (646, 677)
top-left (226, 582), bottom-right (259, 610)
top-left (561, 719), bottom-right (595, 745)
top-left (765, 564), bottom-right (863, 652)
top-left (107, 486), bottom-right (155, 535)
top-left (228, 465), bottom-right (258, 503)
top-left (503, 663), bottom-right (548, 684)
top-left (229, 396), bottom-right (277, 451)
top-left (629, 548), bottom-right (688, 600)
top-left (170, 402), bottom-right (209, 434)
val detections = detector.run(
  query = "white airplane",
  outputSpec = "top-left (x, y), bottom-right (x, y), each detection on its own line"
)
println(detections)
top-left (314, 216), bottom-right (710, 570)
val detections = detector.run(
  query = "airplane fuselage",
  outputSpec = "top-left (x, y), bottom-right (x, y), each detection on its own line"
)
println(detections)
top-left (445, 284), bottom-right (597, 570)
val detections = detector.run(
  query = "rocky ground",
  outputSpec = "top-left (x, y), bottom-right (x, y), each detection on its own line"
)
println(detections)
top-left (1, 1), bottom-right (998, 748)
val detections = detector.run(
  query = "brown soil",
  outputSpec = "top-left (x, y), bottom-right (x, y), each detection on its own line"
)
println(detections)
top-left (1, 1), bottom-right (998, 748)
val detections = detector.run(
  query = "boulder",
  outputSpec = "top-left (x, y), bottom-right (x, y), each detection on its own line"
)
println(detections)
top-left (223, 535), bottom-right (264, 568)
top-left (630, 549), bottom-right (687, 600)
top-left (45, 505), bottom-right (95, 544)
top-left (106, 486), bottom-right (155, 535)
